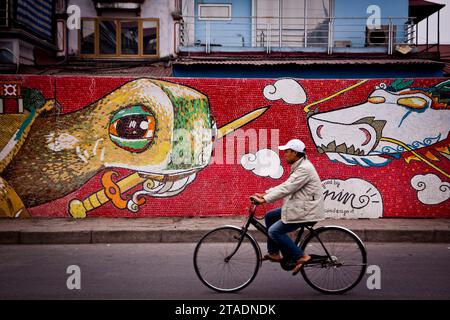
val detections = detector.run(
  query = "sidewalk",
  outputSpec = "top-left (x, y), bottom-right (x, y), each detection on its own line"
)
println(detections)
top-left (0, 217), bottom-right (449, 244)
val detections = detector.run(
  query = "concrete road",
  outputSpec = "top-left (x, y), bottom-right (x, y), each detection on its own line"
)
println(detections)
top-left (0, 243), bottom-right (449, 300)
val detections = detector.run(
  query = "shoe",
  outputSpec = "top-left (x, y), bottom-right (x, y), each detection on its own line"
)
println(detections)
top-left (262, 253), bottom-right (282, 262)
top-left (292, 254), bottom-right (311, 275)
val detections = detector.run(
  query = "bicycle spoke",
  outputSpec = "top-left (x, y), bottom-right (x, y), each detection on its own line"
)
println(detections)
top-left (300, 227), bottom-right (367, 294)
top-left (194, 226), bottom-right (260, 292)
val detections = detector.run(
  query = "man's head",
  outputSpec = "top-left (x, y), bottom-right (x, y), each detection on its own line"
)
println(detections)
top-left (278, 139), bottom-right (306, 164)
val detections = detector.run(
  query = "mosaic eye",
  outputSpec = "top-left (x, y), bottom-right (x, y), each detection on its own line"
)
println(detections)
top-left (397, 97), bottom-right (428, 110)
top-left (109, 105), bottom-right (156, 152)
top-left (368, 96), bottom-right (386, 104)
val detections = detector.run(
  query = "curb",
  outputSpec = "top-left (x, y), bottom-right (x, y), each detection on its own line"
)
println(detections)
top-left (0, 228), bottom-right (449, 244)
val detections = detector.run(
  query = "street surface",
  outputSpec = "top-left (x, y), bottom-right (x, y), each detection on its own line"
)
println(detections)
top-left (0, 243), bottom-right (449, 300)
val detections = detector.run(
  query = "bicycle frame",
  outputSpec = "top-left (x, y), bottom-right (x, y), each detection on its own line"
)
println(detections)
top-left (227, 203), bottom-right (334, 265)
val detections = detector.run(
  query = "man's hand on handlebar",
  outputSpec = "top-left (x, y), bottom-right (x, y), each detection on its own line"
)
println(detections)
top-left (250, 194), bottom-right (266, 205)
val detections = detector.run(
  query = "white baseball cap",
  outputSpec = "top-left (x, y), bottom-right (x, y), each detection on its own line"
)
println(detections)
top-left (278, 139), bottom-right (306, 153)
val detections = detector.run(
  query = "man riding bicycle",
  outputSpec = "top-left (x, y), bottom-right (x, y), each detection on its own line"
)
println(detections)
top-left (252, 138), bottom-right (324, 275)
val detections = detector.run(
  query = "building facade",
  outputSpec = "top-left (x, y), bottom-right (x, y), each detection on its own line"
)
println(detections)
top-left (174, 0), bottom-right (445, 77)
top-left (0, 1), bottom-right (448, 219)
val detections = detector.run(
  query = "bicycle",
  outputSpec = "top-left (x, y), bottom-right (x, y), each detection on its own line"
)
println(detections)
top-left (193, 197), bottom-right (367, 294)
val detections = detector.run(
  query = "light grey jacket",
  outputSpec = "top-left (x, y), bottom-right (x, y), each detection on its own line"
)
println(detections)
top-left (263, 157), bottom-right (325, 224)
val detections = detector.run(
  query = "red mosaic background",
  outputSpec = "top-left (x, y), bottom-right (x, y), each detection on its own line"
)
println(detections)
top-left (0, 75), bottom-right (449, 218)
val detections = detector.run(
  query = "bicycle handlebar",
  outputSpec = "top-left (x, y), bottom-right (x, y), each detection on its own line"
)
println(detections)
top-left (249, 196), bottom-right (261, 205)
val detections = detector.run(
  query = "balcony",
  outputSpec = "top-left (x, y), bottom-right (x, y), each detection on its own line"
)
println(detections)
top-left (177, 16), bottom-right (420, 56)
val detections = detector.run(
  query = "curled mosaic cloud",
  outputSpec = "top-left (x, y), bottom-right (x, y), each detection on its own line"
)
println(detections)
top-left (411, 174), bottom-right (450, 205)
top-left (241, 149), bottom-right (283, 179)
top-left (263, 79), bottom-right (307, 104)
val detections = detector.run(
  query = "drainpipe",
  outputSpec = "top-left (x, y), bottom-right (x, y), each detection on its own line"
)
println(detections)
top-left (63, 17), bottom-right (69, 65)
top-left (279, 0), bottom-right (282, 48)
top-left (415, 21), bottom-right (418, 47)
top-left (56, 19), bottom-right (69, 66)
top-left (174, 21), bottom-right (180, 55)
top-left (437, 9), bottom-right (440, 55)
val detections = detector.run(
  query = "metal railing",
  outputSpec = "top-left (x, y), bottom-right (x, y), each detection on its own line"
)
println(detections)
top-left (178, 16), bottom-right (417, 55)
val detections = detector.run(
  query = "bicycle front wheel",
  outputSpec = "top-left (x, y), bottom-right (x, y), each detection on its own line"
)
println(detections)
top-left (193, 226), bottom-right (261, 293)
top-left (300, 226), bottom-right (367, 294)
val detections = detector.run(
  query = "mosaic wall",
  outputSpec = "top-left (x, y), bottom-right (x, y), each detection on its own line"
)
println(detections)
top-left (0, 76), bottom-right (449, 218)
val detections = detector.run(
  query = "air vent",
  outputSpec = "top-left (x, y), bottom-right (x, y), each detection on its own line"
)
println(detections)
top-left (365, 25), bottom-right (397, 46)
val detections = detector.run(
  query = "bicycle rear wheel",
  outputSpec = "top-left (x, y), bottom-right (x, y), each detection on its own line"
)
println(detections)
top-left (300, 226), bottom-right (367, 294)
top-left (193, 226), bottom-right (261, 293)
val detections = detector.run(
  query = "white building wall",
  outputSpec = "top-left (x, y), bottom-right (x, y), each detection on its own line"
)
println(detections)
top-left (141, 0), bottom-right (175, 57)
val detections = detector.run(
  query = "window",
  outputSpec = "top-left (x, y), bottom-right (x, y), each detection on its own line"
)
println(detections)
top-left (78, 18), bottom-right (159, 57)
top-left (80, 19), bottom-right (95, 54)
top-left (121, 21), bottom-right (139, 55)
top-left (198, 4), bottom-right (232, 20)
top-left (143, 20), bottom-right (158, 55)
top-left (99, 20), bottom-right (117, 54)
top-left (254, 0), bottom-right (330, 47)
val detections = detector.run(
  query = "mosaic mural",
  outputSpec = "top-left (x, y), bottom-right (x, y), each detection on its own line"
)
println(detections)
top-left (0, 76), bottom-right (448, 218)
